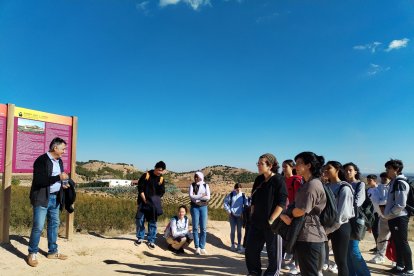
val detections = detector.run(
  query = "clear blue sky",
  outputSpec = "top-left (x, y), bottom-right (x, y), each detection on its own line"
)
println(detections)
top-left (1, 0), bottom-right (413, 173)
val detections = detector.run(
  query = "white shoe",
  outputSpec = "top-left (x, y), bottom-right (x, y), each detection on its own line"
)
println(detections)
top-left (328, 264), bottom-right (338, 274)
top-left (231, 244), bottom-right (236, 251)
top-left (289, 267), bottom-right (300, 275)
top-left (200, 248), bottom-right (207, 255)
top-left (195, 248), bottom-right (201, 255)
top-left (370, 254), bottom-right (385, 264)
top-left (322, 264), bottom-right (328, 271)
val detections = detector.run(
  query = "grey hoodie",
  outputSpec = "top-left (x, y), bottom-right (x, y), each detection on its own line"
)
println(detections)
top-left (325, 181), bottom-right (355, 235)
top-left (384, 174), bottom-right (410, 220)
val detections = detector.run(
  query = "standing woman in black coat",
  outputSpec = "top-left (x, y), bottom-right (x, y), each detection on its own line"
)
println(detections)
top-left (245, 153), bottom-right (288, 276)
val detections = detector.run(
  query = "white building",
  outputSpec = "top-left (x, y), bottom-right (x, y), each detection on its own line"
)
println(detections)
top-left (97, 179), bottom-right (132, 188)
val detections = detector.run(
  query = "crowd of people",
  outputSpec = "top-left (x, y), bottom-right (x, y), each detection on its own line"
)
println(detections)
top-left (25, 137), bottom-right (413, 276)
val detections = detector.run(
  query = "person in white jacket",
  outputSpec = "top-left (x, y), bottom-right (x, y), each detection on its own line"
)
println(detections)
top-left (368, 172), bottom-right (391, 264)
top-left (165, 205), bottom-right (193, 254)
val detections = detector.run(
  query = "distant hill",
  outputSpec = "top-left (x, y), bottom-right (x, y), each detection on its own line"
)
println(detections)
top-left (75, 162), bottom-right (258, 191)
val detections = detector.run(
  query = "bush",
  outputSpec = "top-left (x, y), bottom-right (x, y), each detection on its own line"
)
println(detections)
top-left (11, 177), bottom-right (21, 186)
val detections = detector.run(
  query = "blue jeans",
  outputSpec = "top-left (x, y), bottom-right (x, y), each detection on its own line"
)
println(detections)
top-left (347, 240), bottom-right (371, 276)
top-left (229, 214), bottom-right (243, 246)
top-left (28, 194), bottom-right (60, 254)
top-left (190, 205), bottom-right (208, 249)
top-left (136, 211), bottom-right (157, 243)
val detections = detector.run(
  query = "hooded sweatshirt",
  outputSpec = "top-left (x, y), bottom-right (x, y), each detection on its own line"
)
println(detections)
top-left (384, 174), bottom-right (410, 220)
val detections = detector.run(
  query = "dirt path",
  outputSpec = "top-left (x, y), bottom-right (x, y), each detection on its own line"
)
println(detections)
top-left (1, 221), bottom-right (412, 275)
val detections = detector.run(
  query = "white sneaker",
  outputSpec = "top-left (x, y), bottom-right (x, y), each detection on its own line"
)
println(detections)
top-left (328, 264), bottom-right (338, 274)
top-left (322, 264), bottom-right (328, 271)
top-left (237, 247), bottom-right (245, 253)
top-left (200, 248), bottom-right (207, 255)
top-left (289, 267), bottom-right (300, 275)
top-left (370, 254), bottom-right (385, 264)
top-left (231, 244), bottom-right (236, 251)
top-left (195, 248), bottom-right (201, 255)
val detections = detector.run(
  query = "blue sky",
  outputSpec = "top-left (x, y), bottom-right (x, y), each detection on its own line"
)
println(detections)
top-left (1, 0), bottom-right (414, 173)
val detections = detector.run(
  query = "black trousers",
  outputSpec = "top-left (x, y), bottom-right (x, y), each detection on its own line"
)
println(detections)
top-left (296, 241), bottom-right (323, 276)
top-left (330, 222), bottom-right (351, 276)
top-left (245, 224), bottom-right (282, 275)
top-left (388, 215), bottom-right (413, 271)
top-left (372, 213), bottom-right (379, 243)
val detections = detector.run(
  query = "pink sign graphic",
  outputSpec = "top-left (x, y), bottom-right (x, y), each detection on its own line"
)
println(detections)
top-left (12, 117), bottom-right (72, 173)
top-left (0, 104), bottom-right (6, 173)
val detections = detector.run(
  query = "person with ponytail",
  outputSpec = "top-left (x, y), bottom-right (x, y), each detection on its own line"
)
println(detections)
top-left (324, 161), bottom-right (355, 276)
top-left (280, 151), bottom-right (327, 276)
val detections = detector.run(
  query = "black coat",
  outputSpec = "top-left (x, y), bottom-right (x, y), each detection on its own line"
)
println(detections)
top-left (30, 153), bottom-right (64, 208)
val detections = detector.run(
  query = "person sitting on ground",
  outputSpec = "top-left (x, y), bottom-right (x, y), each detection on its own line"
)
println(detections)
top-left (223, 183), bottom-right (249, 253)
top-left (165, 205), bottom-right (193, 254)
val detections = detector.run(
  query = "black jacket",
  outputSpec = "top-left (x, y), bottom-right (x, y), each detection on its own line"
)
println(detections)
top-left (30, 153), bottom-right (64, 208)
top-left (64, 179), bottom-right (76, 213)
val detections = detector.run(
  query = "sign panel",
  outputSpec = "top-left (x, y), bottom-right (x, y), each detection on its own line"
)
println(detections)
top-left (0, 104), bottom-right (6, 173)
top-left (12, 107), bottom-right (72, 173)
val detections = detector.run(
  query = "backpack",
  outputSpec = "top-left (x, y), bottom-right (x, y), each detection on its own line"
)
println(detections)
top-left (320, 185), bottom-right (339, 228)
top-left (393, 177), bottom-right (414, 216)
top-left (145, 172), bottom-right (164, 185)
top-left (349, 182), bottom-right (374, 240)
top-left (356, 182), bottom-right (375, 228)
top-left (164, 215), bottom-right (188, 238)
top-left (320, 183), bottom-right (351, 228)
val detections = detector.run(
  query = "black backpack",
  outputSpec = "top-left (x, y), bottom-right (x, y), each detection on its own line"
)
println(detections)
top-left (320, 183), bottom-right (351, 228)
top-left (320, 185), bottom-right (339, 228)
top-left (393, 177), bottom-right (414, 216)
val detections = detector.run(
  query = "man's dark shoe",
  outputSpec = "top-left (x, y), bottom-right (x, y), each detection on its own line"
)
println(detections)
top-left (147, 242), bottom-right (155, 250)
top-left (134, 239), bottom-right (144, 246)
top-left (168, 244), bottom-right (177, 253)
top-left (177, 247), bottom-right (185, 254)
top-left (400, 270), bottom-right (414, 276)
top-left (384, 266), bottom-right (404, 274)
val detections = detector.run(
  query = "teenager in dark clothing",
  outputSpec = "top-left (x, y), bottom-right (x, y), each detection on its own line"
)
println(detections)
top-left (245, 153), bottom-right (287, 276)
top-left (383, 159), bottom-right (413, 276)
top-left (280, 151), bottom-right (327, 276)
top-left (135, 161), bottom-right (166, 250)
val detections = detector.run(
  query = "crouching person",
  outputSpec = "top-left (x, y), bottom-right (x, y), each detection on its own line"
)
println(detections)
top-left (165, 205), bottom-right (193, 254)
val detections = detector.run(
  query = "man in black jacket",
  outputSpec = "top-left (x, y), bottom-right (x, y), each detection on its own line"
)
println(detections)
top-left (134, 161), bottom-right (166, 250)
top-left (27, 137), bottom-right (70, 267)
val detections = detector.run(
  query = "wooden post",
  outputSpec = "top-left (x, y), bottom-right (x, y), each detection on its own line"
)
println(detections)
top-left (65, 116), bottom-right (77, 240)
top-left (0, 104), bottom-right (15, 243)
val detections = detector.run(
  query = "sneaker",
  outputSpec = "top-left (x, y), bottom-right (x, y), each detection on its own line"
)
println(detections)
top-left (47, 252), bottom-right (68, 260)
top-left (370, 254), bottom-right (385, 264)
top-left (322, 264), bottom-right (328, 271)
top-left (177, 247), bottom-right (185, 254)
top-left (231, 244), bottom-right (236, 251)
top-left (168, 244), bottom-right (177, 253)
top-left (134, 239), bottom-right (144, 246)
top-left (27, 253), bottom-right (38, 267)
top-left (284, 253), bottom-right (293, 262)
top-left (328, 264), bottom-right (338, 274)
top-left (289, 267), bottom-right (300, 275)
top-left (384, 266), bottom-right (404, 274)
top-left (195, 248), bottom-right (201, 255)
top-left (200, 248), bottom-right (207, 255)
top-left (401, 270), bottom-right (414, 276)
top-left (147, 242), bottom-right (155, 250)
top-left (237, 247), bottom-right (245, 254)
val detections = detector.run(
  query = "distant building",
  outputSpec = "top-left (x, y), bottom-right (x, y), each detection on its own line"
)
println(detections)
top-left (97, 179), bottom-right (132, 188)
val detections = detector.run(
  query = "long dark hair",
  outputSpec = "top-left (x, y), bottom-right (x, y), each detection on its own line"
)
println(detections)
top-left (343, 162), bottom-right (361, 180)
top-left (283, 159), bottom-right (297, 175)
top-left (294, 151), bottom-right (325, 178)
top-left (326, 160), bottom-right (346, 181)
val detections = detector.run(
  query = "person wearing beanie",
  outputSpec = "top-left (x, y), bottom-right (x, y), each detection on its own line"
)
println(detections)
top-left (245, 153), bottom-right (287, 276)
